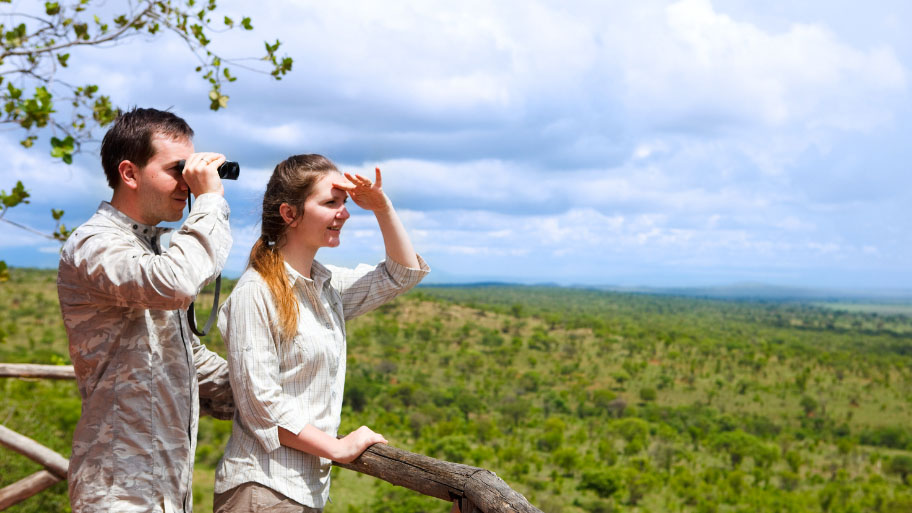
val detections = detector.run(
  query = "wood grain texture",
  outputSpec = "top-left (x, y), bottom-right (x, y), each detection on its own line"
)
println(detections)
top-left (0, 424), bottom-right (69, 478)
top-left (0, 470), bottom-right (61, 511)
top-left (333, 441), bottom-right (542, 513)
top-left (0, 363), bottom-right (75, 380)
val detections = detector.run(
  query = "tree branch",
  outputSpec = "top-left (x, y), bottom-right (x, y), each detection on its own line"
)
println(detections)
top-left (1, 3), bottom-right (154, 59)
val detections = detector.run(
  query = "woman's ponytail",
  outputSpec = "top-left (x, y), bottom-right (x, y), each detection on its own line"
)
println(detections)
top-left (249, 237), bottom-right (297, 340)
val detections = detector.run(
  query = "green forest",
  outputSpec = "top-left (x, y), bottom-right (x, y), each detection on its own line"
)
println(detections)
top-left (3, 268), bottom-right (912, 512)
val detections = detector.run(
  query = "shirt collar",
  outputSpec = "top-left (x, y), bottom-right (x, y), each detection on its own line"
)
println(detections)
top-left (283, 259), bottom-right (332, 290)
top-left (97, 201), bottom-right (172, 238)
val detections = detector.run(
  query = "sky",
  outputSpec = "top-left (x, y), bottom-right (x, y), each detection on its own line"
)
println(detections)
top-left (1, 0), bottom-right (910, 289)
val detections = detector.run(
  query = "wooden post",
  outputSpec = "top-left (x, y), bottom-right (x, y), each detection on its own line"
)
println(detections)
top-left (0, 471), bottom-right (62, 511)
top-left (0, 363), bottom-right (75, 380)
top-left (0, 424), bottom-right (70, 511)
top-left (333, 442), bottom-right (542, 513)
top-left (0, 424), bottom-right (69, 478)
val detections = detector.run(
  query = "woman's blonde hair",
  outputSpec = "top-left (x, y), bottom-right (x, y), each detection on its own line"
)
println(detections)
top-left (248, 154), bottom-right (338, 339)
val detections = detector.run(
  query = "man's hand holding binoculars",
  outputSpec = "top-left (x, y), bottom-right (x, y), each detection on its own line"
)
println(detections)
top-left (179, 152), bottom-right (227, 197)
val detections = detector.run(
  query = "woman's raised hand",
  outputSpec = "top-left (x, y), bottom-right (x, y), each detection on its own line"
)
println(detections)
top-left (334, 168), bottom-right (391, 212)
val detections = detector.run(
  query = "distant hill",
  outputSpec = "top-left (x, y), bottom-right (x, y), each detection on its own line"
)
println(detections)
top-left (592, 283), bottom-right (912, 303)
top-left (422, 280), bottom-right (912, 304)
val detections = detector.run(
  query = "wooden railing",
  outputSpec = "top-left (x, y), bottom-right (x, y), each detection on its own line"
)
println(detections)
top-left (0, 363), bottom-right (542, 513)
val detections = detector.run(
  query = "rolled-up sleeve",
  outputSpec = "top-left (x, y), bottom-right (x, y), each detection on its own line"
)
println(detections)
top-left (218, 282), bottom-right (308, 453)
top-left (329, 254), bottom-right (430, 320)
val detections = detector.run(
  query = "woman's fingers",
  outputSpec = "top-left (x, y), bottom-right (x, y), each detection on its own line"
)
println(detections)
top-left (344, 171), bottom-right (380, 190)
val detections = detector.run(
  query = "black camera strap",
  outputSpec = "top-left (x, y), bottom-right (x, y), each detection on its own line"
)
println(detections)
top-left (185, 194), bottom-right (222, 337)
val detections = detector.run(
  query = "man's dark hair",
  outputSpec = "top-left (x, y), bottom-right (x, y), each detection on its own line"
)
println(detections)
top-left (100, 107), bottom-right (194, 189)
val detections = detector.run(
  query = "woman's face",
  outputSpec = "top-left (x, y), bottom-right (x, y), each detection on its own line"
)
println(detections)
top-left (288, 172), bottom-right (350, 251)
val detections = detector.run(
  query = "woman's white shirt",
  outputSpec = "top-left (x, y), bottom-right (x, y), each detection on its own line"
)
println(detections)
top-left (214, 255), bottom-right (429, 508)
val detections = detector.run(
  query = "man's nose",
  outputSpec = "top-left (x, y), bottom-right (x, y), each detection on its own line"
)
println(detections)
top-left (177, 175), bottom-right (189, 192)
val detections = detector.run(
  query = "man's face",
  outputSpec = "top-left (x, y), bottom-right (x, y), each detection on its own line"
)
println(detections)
top-left (135, 135), bottom-right (194, 225)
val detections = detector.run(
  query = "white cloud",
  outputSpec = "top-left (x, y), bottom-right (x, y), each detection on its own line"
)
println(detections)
top-left (224, 222), bottom-right (261, 274)
top-left (0, 223), bottom-right (51, 248)
top-left (1, 138), bottom-right (107, 203)
top-left (618, 0), bottom-right (907, 132)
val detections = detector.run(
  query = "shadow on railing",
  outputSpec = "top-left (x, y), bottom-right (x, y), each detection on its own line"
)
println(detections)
top-left (0, 363), bottom-right (542, 513)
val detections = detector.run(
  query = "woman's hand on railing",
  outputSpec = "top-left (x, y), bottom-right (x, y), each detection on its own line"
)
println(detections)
top-left (331, 426), bottom-right (388, 464)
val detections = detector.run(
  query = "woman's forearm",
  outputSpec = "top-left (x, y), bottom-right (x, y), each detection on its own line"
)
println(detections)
top-left (278, 424), bottom-right (388, 464)
top-left (278, 425), bottom-right (339, 460)
top-left (374, 201), bottom-right (420, 269)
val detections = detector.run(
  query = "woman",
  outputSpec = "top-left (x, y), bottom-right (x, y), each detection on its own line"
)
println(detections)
top-left (214, 154), bottom-right (429, 512)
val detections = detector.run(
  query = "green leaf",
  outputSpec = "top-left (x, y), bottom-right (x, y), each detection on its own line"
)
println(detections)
top-left (56, 53), bottom-right (70, 67)
top-left (223, 16), bottom-right (233, 27)
top-left (1, 181), bottom-right (31, 208)
top-left (7, 83), bottom-right (22, 99)
top-left (5, 23), bottom-right (27, 48)
top-left (92, 96), bottom-right (117, 125)
top-left (209, 91), bottom-right (229, 111)
top-left (45, 2), bottom-right (61, 15)
top-left (72, 23), bottom-right (89, 40)
top-left (241, 17), bottom-right (252, 30)
top-left (51, 208), bottom-right (65, 220)
top-left (54, 223), bottom-right (73, 241)
top-left (50, 135), bottom-right (75, 163)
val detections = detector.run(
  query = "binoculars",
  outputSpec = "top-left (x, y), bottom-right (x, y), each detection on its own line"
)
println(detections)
top-left (175, 159), bottom-right (240, 180)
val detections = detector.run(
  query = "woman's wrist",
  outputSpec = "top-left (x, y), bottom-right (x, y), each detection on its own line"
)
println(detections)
top-left (370, 194), bottom-right (393, 214)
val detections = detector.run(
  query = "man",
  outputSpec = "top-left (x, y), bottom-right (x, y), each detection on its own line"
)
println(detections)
top-left (57, 107), bottom-right (235, 512)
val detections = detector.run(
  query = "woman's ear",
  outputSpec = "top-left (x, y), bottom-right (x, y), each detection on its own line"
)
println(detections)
top-left (118, 160), bottom-right (140, 191)
top-left (279, 203), bottom-right (298, 226)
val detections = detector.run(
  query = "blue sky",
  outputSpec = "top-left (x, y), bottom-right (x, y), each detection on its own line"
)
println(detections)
top-left (1, 0), bottom-right (910, 289)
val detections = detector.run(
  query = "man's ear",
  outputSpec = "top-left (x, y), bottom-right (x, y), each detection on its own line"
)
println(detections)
top-left (279, 203), bottom-right (298, 227)
top-left (118, 160), bottom-right (140, 191)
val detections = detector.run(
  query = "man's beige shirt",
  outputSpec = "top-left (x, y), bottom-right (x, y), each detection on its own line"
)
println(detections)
top-left (214, 255), bottom-right (429, 508)
top-left (58, 195), bottom-right (234, 513)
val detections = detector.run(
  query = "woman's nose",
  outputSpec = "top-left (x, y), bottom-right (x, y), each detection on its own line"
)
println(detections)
top-left (337, 206), bottom-right (350, 220)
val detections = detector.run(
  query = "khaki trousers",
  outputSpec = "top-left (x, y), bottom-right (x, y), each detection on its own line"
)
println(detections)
top-left (214, 482), bottom-right (322, 513)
